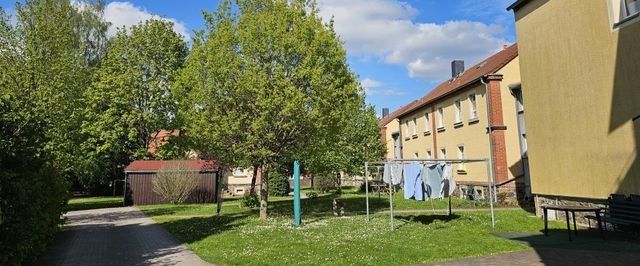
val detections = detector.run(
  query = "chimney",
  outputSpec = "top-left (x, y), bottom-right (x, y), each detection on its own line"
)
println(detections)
top-left (451, 60), bottom-right (465, 78)
top-left (382, 108), bottom-right (390, 118)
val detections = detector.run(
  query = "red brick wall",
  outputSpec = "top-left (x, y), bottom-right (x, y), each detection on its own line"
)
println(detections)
top-left (486, 75), bottom-right (509, 183)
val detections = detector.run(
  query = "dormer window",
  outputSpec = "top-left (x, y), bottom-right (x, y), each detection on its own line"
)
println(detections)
top-left (610, 0), bottom-right (640, 27)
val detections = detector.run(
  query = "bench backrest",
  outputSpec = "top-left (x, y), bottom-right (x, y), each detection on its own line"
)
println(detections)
top-left (608, 195), bottom-right (640, 225)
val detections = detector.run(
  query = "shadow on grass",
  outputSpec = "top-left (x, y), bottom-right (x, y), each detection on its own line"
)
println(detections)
top-left (159, 214), bottom-right (250, 244)
top-left (141, 205), bottom-right (193, 217)
top-left (65, 198), bottom-right (124, 212)
top-left (395, 214), bottom-right (461, 225)
top-left (266, 193), bottom-right (393, 215)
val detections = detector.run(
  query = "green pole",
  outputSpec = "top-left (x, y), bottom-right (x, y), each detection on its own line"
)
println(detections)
top-left (293, 160), bottom-right (302, 226)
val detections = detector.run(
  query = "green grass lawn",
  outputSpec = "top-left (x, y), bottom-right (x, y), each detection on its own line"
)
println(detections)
top-left (66, 196), bottom-right (123, 211)
top-left (138, 191), bottom-right (567, 265)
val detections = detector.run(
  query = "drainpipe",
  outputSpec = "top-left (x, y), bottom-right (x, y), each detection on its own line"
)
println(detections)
top-left (481, 76), bottom-right (498, 202)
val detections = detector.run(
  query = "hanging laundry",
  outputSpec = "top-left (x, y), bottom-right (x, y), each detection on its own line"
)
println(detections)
top-left (403, 163), bottom-right (424, 200)
top-left (442, 163), bottom-right (456, 197)
top-left (390, 163), bottom-right (402, 185)
top-left (423, 163), bottom-right (444, 199)
top-left (382, 163), bottom-right (391, 184)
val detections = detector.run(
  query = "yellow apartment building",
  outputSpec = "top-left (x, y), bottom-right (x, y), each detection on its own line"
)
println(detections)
top-left (390, 44), bottom-right (529, 200)
top-left (508, 0), bottom-right (640, 216)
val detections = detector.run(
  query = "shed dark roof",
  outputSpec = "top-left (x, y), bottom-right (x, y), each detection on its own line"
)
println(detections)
top-left (125, 160), bottom-right (221, 173)
top-left (397, 44), bottom-right (518, 119)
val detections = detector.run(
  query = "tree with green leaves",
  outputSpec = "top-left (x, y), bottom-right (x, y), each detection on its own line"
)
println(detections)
top-left (83, 19), bottom-right (188, 190)
top-left (177, 0), bottom-right (382, 219)
top-left (0, 0), bottom-right (108, 263)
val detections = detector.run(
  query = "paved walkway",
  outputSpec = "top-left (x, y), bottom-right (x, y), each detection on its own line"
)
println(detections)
top-left (428, 248), bottom-right (640, 266)
top-left (36, 207), bottom-right (211, 266)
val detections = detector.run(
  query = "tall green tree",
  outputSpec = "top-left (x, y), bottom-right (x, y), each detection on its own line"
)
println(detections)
top-left (83, 19), bottom-right (188, 189)
top-left (178, 0), bottom-right (382, 219)
top-left (0, 0), bottom-right (107, 263)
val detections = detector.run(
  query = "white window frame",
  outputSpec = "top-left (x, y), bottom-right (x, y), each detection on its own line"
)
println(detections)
top-left (412, 117), bottom-right (417, 136)
top-left (440, 148), bottom-right (447, 159)
top-left (404, 120), bottom-right (410, 139)
top-left (424, 112), bottom-right (431, 133)
top-left (454, 99), bottom-right (462, 124)
top-left (457, 145), bottom-right (465, 170)
top-left (468, 93), bottom-right (478, 120)
top-left (437, 106), bottom-right (444, 129)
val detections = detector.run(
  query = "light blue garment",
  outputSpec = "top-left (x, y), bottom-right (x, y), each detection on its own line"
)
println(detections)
top-left (403, 163), bottom-right (424, 200)
top-left (423, 163), bottom-right (444, 199)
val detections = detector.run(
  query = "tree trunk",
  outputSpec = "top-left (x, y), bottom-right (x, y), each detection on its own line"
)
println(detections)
top-left (259, 165), bottom-right (269, 219)
top-left (250, 164), bottom-right (260, 195)
top-left (336, 172), bottom-right (342, 195)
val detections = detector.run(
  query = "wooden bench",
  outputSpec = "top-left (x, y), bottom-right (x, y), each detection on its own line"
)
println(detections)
top-left (588, 194), bottom-right (640, 236)
top-left (606, 194), bottom-right (640, 233)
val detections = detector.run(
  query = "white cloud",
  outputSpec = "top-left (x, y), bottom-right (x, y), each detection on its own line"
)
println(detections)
top-left (361, 78), bottom-right (384, 89)
top-left (317, 0), bottom-right (510, 81)
top-left (103, 2), bottom-right (190, 40)
top-left (361, 78), bottom-right (405, 96)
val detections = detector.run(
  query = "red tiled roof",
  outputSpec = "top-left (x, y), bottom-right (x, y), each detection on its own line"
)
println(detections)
top-left (147, 129), bottom-right (180, 156)
top-left (397, 44), bottom-right (518, 119)
top-left (379, 100), bottom-right (419, 127)
top-left (124, 160), bottom-right (221, 173)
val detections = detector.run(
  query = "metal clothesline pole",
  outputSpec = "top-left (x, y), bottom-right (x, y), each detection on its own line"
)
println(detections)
top-left (486, 159), bottom-right (496, 228)
top-left (389, 177), bottom-right (394, 231)
top-left (363, 158), bottom-right (496, 230)
top-left (364, 162), bottom-right (370, 222)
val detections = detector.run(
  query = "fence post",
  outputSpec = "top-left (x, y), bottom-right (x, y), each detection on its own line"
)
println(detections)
top-left (293, 160), bottom-right (302, 226)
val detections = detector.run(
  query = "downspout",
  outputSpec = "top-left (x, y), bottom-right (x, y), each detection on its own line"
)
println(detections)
top-left (481, 76), bottom-right (498, 202)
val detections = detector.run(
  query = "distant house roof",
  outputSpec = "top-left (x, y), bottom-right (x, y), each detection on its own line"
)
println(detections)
top-left (147, 129), bottom-right (180, 156)
top-left (124, 160), bottom-right (221, 173)
top-left (396, 44), bottom-right (518, 119)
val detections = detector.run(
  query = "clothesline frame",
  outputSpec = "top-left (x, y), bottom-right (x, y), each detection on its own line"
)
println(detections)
top-left (363, 158), bottom-right (496, 231)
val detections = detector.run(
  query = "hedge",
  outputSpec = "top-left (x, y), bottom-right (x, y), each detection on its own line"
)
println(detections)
top-left (1, 99), bottom-right (69, 265)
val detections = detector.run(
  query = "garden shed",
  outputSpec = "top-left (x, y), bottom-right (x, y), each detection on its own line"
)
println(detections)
top-left (124, 160), bottom-right (222, 205)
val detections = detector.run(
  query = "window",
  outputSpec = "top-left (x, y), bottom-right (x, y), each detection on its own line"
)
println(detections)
top-left (624, 0), bottom-right (640, 18)
top-left (414, 152), bottom-right (419, 159)
top-left (404, 120), bottom-right (409, 138)
top-left (233, 168), bottom-right (248, 176)
top-left (457, 145), bottom-right (465, 171)
top-left (426, 150), bottom-right (432, 159)
top-left (454, 99), bottom-right (462, 124)
top-left (611, 0), bottom-right (640, 27)
top-left (412, 117), bottom-right (417, 136)
top-left (440, 148), bottom-right (447, 159)
top-left (424, 113), bottom-right (431, 133)
top-left (437, 106), bottom-right (444, 129)
top-left (469, 94), bottom-right (478, 120)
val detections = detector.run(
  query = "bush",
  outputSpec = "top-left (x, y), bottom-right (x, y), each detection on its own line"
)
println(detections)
top-left (240, 193), bottom-right (259, 208)
top-left (1, 99), bottom-right (69, 265)
top-left (152, 162), bottom-right (199, 204)
top-left (268, 172), bottom-right (290, 197)
top-left (314, 175), bottom-right (336, 193)
top-left (305, 191), bottom-right (318, 199)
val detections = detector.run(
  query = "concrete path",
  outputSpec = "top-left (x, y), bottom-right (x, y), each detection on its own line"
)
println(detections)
top-left (36, 207), bottom-right (211, 266)
top-left (428, 248), bottom-right (640, 266)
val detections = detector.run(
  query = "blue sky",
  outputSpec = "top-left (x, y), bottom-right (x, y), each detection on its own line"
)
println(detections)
top-left (0, 0), bottom-right (517, 115)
